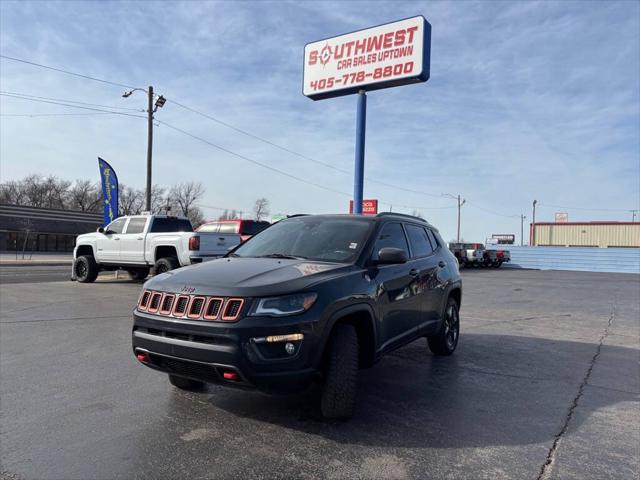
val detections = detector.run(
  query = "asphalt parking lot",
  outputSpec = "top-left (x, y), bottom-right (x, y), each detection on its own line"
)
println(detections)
top-left (1, 266), bottom-right (638, 480)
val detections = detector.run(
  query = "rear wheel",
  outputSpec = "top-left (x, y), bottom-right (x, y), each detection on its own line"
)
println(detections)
top-left (427, 297), bottom-right (460, 356)
top-left (168, 374), bottom-right (205, 390)
top-left (320, 324), bottom-right (359, 419)
top-left (493, 261), bottom-right (503, 268)
top-left (74, 255), bottom-right (99, 283)
top-left (127, 267), bottom-right (150, 281)
top-left (153, 257), bottom-right (179, 275)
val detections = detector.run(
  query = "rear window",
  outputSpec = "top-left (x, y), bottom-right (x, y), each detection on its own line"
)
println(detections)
top-left (241, 221), bottom-right (270, 235)
top-left (219, 223), bottom-right (239, 234)
top-left (150, 217), bottom-right (193, 233)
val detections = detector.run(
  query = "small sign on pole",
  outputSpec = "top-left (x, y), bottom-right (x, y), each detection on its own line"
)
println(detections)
top-left (349, 199), bottom-right (378, 215)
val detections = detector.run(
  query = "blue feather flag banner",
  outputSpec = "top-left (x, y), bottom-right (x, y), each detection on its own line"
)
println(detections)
top-left (98, 157), bottom-right (119, 226)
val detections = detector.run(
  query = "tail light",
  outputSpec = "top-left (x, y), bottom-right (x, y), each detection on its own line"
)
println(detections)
top-left (189, 236), bottom-right (200, 251)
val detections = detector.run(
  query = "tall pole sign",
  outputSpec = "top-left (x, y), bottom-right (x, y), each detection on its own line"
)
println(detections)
top-left (303, 16), bottom-right (431, 214)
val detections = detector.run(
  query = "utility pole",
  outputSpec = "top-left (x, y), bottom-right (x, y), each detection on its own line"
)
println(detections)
top-left (456, 195), bottom-right (466, 243)
top-left (443, 193), bottom-right (466, 243)
top-left (631, 210), bottom-right (638, 222)
top-left (520, 214), bottom-right (527, 246)
top-left (532, 200), bottom-right (538, 246)
top-left (146, 86), bottom-right (154, 212)
top-left (123, 86), bottom-right (165, 213)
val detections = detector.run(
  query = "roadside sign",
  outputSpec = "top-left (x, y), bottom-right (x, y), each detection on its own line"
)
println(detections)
top-left (349, 199), bottom-right (378, 215)
top-left (491, 234), bottom-right (515, 245)
top-left (555, 212), bottom-right (569, 223)
top-left (303, 16), bottom-right (431, 100)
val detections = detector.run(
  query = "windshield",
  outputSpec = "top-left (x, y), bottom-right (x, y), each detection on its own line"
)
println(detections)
top-left (231, 217), bottom-right (373, 263)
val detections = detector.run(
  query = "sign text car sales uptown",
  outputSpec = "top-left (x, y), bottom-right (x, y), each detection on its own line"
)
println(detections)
top-left (303, 16), bottom-right (431, 100)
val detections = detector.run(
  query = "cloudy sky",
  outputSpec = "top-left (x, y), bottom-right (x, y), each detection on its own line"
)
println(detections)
top-left (1, 0), bottom-right (638, 242)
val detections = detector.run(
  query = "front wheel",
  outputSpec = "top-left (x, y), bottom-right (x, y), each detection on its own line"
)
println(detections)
top-left (74, 255), bottom-right (99, 283)
top-left (168, 374), bottom-right (204, 390)
top-left (320, 324), bottom-right (359, 419)
top-left (427, 297), bottom-right (460, 356)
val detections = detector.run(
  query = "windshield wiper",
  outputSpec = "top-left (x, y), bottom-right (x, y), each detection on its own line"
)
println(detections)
top-left (258, 253), bottom-right (308, 260)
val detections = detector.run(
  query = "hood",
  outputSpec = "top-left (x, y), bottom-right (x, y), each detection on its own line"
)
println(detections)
top-left (76, 232), bottom-right (98, 243)
top-left (144, 257), bottom-right (352, 297)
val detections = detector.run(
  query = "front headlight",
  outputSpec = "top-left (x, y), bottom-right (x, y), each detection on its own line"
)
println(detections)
top-left (251, 293), bottom-right (317, 317)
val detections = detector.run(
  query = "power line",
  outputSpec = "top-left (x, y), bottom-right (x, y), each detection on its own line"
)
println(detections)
top-left (0, 54), bottom-right (139, 90)
top-left (0, 90), bottom-right (142, 111)
top-left (168, 98), bottom-right (444, 199)
top-left (0, 93), bottom-right (147, 119)
top-left (1, 112), bottom-right (123, 117)
top-left (156, 119), bottom-right (353, 198)
top-left (0, 55), bottom-right (526, 218)
top-left (466, 201), bottom-right (519, 218)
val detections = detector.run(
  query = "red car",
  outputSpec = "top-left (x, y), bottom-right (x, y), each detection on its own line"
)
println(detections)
top-left (196, 219), bottom-right (270, 242)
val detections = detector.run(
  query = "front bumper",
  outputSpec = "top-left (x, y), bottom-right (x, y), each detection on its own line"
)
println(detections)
top-left (132, 309), bottom-right (321, 393)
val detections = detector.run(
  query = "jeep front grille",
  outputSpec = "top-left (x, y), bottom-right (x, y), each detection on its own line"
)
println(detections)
top-left (137, 290), bottom-right (245, 322)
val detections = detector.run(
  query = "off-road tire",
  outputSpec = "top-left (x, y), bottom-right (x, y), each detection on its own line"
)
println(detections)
top-left (74, 255), bottom-right (99, 283)
top-left (168, 374), bottom-right (204, 390)
top-left (493, 261), bottom-right (503, 268)
top-left (127, 267), bottom-right (150, 281)
top-left (427, 297), bottom-right (460, 356)
top-left (153, 257), bottom-right (179, 275)
top-left (320, 324), bottom-right (358, 419)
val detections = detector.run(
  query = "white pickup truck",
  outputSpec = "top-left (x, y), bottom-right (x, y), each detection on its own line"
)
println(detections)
top-left (71, 214), bottom-right (241, 283)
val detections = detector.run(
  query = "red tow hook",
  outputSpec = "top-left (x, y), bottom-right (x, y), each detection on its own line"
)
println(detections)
top-left (136, 351), bottom-right (150, 363)
top-left (223, 371), bottom-right (239, 381)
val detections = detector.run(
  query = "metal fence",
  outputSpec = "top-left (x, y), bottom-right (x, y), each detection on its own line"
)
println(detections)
top-left (486, 245), bottom-right (640, 274)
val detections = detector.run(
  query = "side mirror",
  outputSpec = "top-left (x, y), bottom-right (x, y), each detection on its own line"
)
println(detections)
top-left (375, 247), bottom-right (408, 265)
top-left (97, 227), bottom-right (105, 234)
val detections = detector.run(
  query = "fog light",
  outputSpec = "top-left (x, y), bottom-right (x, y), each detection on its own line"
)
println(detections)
top-left (285, 342), bottom-right (296, 355)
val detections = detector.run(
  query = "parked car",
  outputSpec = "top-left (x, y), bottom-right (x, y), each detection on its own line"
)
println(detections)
top-left (484, 248), bottom-right (511, 268)
top-left (132, 213), bottom-right (462, 419)
top-left (197, 219), bottom-right (270, 242)
top-left (449, 243), bottom-right (485, 267)
top-left (72, 214), bottom-right (242, 283)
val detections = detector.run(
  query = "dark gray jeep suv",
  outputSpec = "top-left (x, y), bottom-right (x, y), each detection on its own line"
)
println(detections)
top-left (132, 213), bottom-right (462, 419)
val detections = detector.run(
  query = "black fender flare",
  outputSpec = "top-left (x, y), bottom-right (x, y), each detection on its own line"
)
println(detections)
top-left (313, 302), bottom-right (378, 368)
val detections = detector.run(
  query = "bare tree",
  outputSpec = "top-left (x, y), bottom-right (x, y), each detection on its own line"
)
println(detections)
top-left (169, 181), bottom-right (205, 217)
top-left (150, 185), bottom-right (167, 213)
top-left (68, 180), bottom-right (101, 212)
top-left (253, 198), bottom-right (270, 221)
top-left (0, 180), bottom-right (26, 205)
top-left (119, 185), bottom-right (144, 216)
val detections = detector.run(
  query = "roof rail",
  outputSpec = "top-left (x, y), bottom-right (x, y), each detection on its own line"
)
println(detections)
top-left (376, 212), bottom-right (428, 223)
top-left (286, 214), bottom-right (310, 218)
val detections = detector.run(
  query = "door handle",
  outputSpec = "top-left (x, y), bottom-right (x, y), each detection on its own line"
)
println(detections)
top-left (409, 269), bottom-right (419, 277)
top-left (114, 238), bottom-right (120, 241)
top-left (438, 261), bottom-right (446, 268)
top-left (137, 237), bottom-right (143, 240)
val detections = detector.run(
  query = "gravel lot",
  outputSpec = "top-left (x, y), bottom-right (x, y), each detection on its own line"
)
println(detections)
top-left (1, 267), bottom-right (638, 479)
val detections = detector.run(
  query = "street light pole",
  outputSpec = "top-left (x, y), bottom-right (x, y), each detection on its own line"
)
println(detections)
top-left (520, 214), bottom-right (527, 246)
top-left (123, 86), bottom-right (165, 213)
top-left (146, 86), bottom-right (154, 212)
top-left (532, 200), bottom-right (538, 246)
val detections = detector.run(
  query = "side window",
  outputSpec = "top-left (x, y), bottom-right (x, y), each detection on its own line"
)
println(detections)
top-left (124, 217), bottom-right (147, 234)
top-left (425, 228), bottom-right (440, 250)
top-left (106, 218), bottom-right (126, 234)
top-left (405, 224), bottom-right (434, 258)
top-left (372, 223), bottom-right (409, 259)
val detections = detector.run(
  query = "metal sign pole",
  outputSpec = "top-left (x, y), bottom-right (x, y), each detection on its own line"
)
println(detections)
top-left (353, 90), bottom-right (367, 214)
